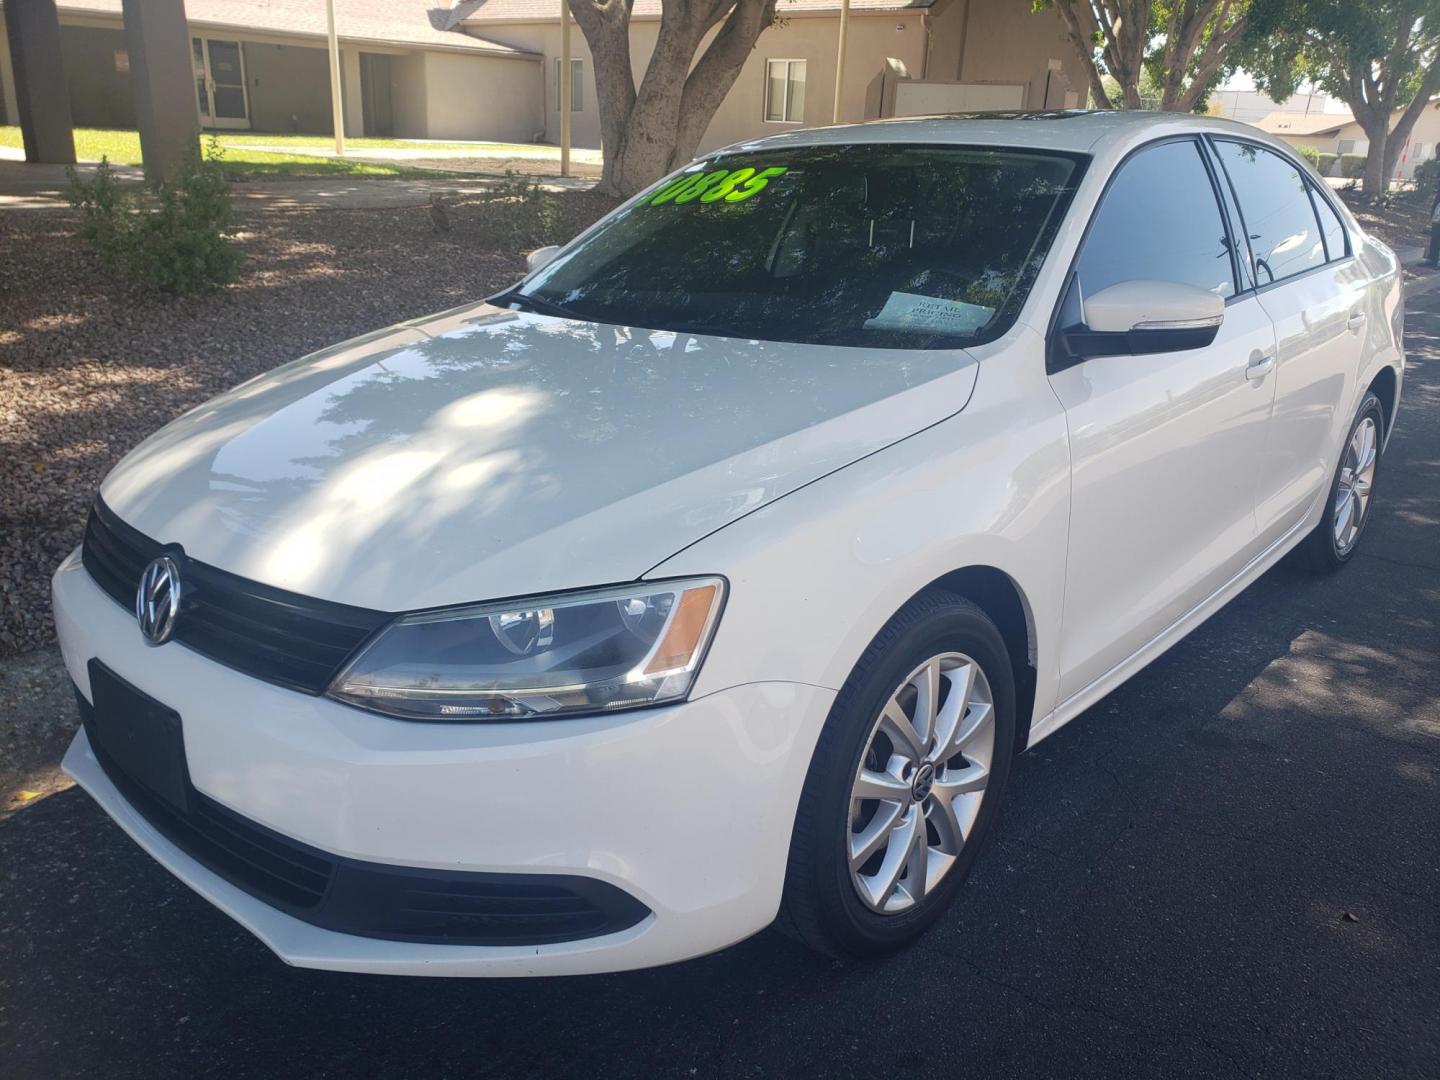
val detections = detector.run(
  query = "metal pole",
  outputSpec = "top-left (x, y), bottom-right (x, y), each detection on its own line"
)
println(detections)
top-left (832, 0), bottom-right (850, 124)
top-left (560, 0), bottom-right (572, 177)
top-left (326, 0), bottom-right (345, 157)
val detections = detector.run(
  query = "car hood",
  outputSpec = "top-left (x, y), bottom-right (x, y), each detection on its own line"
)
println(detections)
top-left (101, 305), bottom-right (978, 611)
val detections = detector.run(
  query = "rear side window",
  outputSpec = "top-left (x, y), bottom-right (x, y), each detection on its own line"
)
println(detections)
top-left (1075, 139), bottom-right (1236, 301)
top-left (1309, 186), bottom-right (1348, 261)
top-left (1215, 140), bottom-right (1326, 284)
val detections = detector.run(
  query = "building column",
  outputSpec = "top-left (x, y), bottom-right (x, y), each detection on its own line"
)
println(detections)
top-left (341, 49), bottom-right (364, 137)
top-left (0, 14), bottom-right (20, 127)
top-left (120, 0), bottom-right (197, 181)
top-left (3, 0), bottom-right (76, 164)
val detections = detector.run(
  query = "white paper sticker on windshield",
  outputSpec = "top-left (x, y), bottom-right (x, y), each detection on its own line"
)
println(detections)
top-left (862, 292), bottom-right (994, 336)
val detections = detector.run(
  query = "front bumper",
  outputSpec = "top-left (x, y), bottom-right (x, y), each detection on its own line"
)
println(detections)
top-left (54, 551), bottom-right (835, 976)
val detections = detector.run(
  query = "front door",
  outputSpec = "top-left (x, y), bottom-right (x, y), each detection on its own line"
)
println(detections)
top-left (193, 38), bottom-right (250, 130)
top-left (1049, 138), bottom-right (1279, 703)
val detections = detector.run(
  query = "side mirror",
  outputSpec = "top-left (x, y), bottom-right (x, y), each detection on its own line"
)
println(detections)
top-left (1084, 280), bottom-right (1225, 336)
top-left (1053, 279), bottom-right (1225, 369)
top-left (526, 245), bottom-right (562, 274)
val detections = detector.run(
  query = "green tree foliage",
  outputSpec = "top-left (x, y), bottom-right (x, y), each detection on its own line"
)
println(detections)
top-left (1242, 0), bottom-right (1440, 197)
top-left (67, 140), bottom-right (240, 294)
top-left (1034, 1), bottom-right (1255, 112)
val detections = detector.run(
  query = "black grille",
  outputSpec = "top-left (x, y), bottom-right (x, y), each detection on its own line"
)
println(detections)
top-left (82, 498), bottom-right (391, 694)
top-left (77, 676), bottom-right (650, 946)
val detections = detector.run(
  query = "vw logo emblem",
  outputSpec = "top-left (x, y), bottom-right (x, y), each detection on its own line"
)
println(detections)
top-left (135, 555), bottom-right (182, 646)
top-left (911, 762), bottom-right (936, 802)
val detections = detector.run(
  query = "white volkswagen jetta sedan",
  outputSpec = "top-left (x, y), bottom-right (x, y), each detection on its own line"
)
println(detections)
top-left (55, 112), bottom-right (1402, 976)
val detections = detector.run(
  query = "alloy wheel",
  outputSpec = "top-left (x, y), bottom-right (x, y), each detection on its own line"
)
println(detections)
top-left (1333, 416), bottom-right (1378, 554)
top-left (847, 652), bottom-right (996, 914)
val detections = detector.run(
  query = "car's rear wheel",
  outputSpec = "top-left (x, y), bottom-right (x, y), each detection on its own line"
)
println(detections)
top-left (1304, 392), bottom-right (1384, 572)
top-left (778, 591), bottom-right (1015, 958)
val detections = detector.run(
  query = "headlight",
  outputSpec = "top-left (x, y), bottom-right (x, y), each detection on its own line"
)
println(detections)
top-left (328, 577), bottom-right (725, 721)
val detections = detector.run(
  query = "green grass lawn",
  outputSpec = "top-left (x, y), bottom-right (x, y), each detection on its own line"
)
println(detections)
top-left (0, 127), bottom-right (461, 179)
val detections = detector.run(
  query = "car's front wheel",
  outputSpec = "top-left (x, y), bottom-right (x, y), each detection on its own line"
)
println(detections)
top-left (779, 591), bottom-right (1015, 958)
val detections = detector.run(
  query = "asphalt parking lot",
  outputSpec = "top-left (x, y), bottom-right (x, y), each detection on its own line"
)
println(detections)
top-left (3, 293), bottom-right (1438, 1080)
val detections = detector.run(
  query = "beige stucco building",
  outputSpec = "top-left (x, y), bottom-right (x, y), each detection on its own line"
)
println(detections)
top-left (0, 0), bottom-right (546, 143)
top-left (453, 0), bottom-right (1088, 153)
top-left (2, 0), bottom-right (1086, 152)
top-left (1254, 104), bottom-right (1440, 182)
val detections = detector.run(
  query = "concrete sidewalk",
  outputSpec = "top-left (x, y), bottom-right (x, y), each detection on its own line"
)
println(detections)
top-left (0, 158), bottom-right (594, 212)
top-left (231, 140), bottom-right (604, 179)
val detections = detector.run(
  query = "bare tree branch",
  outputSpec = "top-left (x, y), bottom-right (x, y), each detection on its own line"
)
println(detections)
top-left (1052, 0), bottom-right (1116, 108)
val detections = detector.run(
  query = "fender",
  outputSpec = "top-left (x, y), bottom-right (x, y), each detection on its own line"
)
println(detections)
top-left (649, 324), bottom-right (1071, 742)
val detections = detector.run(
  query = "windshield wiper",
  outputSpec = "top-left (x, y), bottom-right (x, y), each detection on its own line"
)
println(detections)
top-left (503, 290), bottom-right (588, 321)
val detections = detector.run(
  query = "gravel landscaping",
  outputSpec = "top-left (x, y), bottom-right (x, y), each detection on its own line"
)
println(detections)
top-left (0, 190), bottom-right (616, 656)
top-left (1337, 186), bottom-right (1432, 251)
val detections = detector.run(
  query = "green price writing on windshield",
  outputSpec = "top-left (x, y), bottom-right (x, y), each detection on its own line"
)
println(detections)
top-left (648, 166), bottom-right (789, 207)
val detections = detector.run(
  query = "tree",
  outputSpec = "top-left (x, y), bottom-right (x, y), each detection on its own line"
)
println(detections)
top-left (1036, 1), bottom-right (1254, 112)
top-left (570, 0), bottom-right (778, 198)
top-left (1243, 0), bottom-right (1440, 198)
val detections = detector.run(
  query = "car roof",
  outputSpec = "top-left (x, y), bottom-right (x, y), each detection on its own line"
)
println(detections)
top-left (716, 110), bottom-right (1287, 160)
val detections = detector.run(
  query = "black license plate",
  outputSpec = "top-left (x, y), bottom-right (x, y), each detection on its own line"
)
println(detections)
top-left (86, 659), bottom-right (190, 811)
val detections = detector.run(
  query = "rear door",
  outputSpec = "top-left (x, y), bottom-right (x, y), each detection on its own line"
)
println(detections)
top-left (1211, 138), bottom-right (1371, 545)
top-left (1049, 137), bottom-right (1279, 703)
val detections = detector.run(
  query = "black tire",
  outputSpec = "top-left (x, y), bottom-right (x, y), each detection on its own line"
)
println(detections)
top-left (778, 590), bottom-right (1016, 959)
top-left (1302, 392), bottom-right (1385, 573)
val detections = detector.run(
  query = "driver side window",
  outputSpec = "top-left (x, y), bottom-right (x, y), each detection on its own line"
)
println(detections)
top-left (1075, 139), bottom-right (1237, 302)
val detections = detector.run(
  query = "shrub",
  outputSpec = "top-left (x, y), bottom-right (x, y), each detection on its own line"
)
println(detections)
top-left (1339, 152), bottom-right (1367, 179)
top-left (1413, 156), bottom-right (1440, 194)
top-left (467, 171), bottom-right (572, 250)
top-left (1317, 152), bottom-right (1338, 176)
top-left (1295, 144), bottom-right (1321, 169)
top-left (67, 140), bottom-right (240, 294)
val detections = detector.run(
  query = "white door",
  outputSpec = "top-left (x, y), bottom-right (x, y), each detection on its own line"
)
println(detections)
top-left (1049, 137), bottom-right (1279, 703)
top-left (1210, 139), bottom-right (1368, 545)
top-left (193, 37), bottom-right (250, 130)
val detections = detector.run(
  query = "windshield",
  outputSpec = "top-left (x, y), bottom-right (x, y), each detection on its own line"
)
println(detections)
top-left (514, 144), bottom-right (1086, 349)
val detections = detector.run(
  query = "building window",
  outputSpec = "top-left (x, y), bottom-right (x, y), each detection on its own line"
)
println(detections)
top-left (764, 59), bottom-right (806, 123)
top-left (553, 58), bottom-right (583, 112)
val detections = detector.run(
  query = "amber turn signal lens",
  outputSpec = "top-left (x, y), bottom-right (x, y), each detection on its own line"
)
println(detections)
top-left (644, 583), bottom-right (721, 676)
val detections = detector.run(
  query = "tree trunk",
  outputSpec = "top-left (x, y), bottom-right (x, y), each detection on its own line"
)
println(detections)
top-left (1362, 126), bottom-right (1389, 199)
top-left (569, 0), bottom-right (637, 196)
top-left (574, 0), bottom-right (776, 199)
top-left (1380, 62), bottom-right (1440, 193)
top-left (1051, 0), bottom-right (1113, 108)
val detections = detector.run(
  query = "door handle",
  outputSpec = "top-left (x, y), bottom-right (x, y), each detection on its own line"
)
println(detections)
top-left (1347, 312), bottom-right (1367, 332)
top-left (1245, 351), bottom-right (1275, 381)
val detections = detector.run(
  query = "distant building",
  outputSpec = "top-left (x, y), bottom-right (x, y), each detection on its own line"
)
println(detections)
top-left (0, 0), bottom-right (1089, 154)
top-left (1209, 87), bottom-right (1349, 124)
top-left (1252, 104), bottom-right (1440, 182)
top-left (453, 0), bottom-right (1088, 153)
